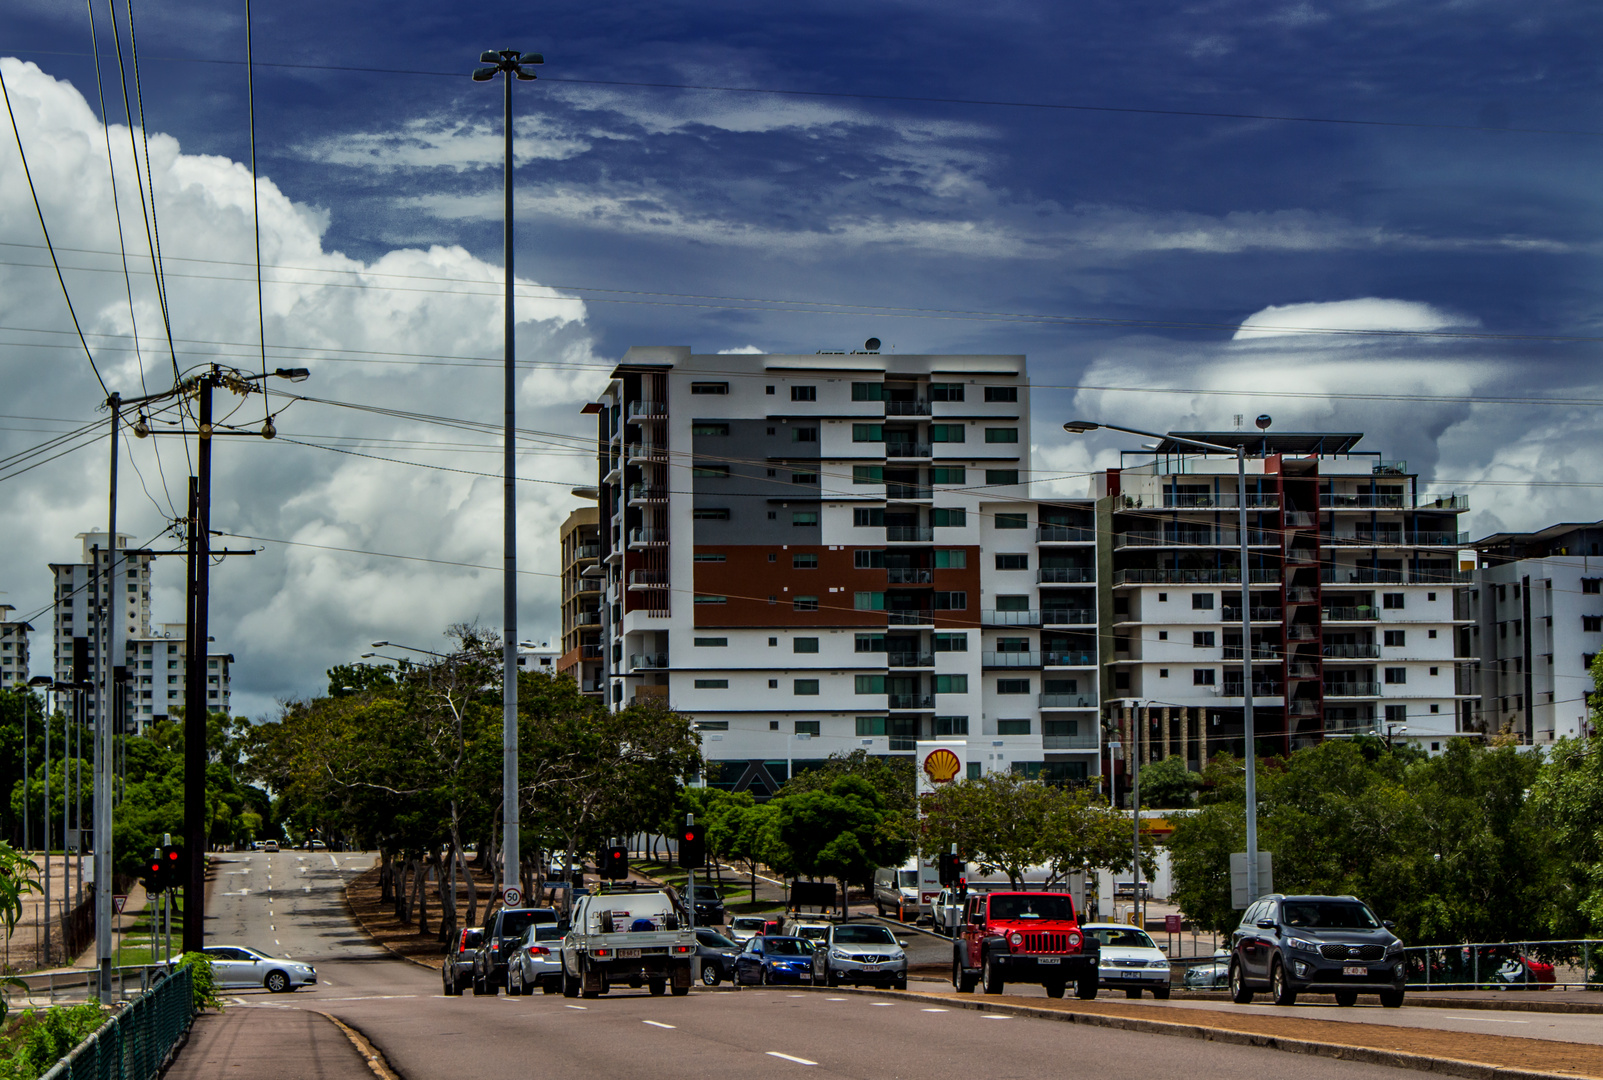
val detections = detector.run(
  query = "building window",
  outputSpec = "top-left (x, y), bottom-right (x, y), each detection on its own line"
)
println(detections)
top-left (1193, 631), bottom-right (1215, 648)
top-left (930, 383), bottom-right (964, 401)
top-left (1193, 593), bottom-right (1215, 610)
top-left (693, 553), bottom-right (726, 562)
top-left (934, 549), bottom-right (967, 569)
top-left (855, 716), bottom-right (887, 735)
top-left (1159, 669), bottom-right (1169, 678)
top-left (793, 554), bottom-right (819, 569)
top-left (937, 674), bottom-right (972, 694)
top-left (852, 424), bottom-right (884, 442)
top-left (930, 424), bottom-right (965, 443)
top-left (1384, 667), bottom-right (1407, 684)
top-left (855, 592), bottom-right (885, 610)
top-left (768, 511), bottom-right (778, 519)
top-left (694, 595), bottom-right (727, 605)
top-left (1383, 593), bottom-right (1405, 609)
top-left (855, 633), bottom-right (886, 652)
top-left (984, 428), bottom-right (1018, 443)
top-left (1585, 579), bottom-right (1602, 595)
top-left (696, 721), bottom-right (730, 731)
top-left (855, 675), bottom-right (886, 694)
top-left (1428, 629), bottom-right (1438, 638)
top-left (794, 680), bottom-right (820, 696)
top-left (792, 512), bottom-right (819, 527)
top-left (690, 382), bottom-right (728, 395)
top-left (793, 427), bottom-right (818, 442)
top-left (995, 553), bottom-right (1028, 570)
top-left (931, 466), bottom-right (966, 484)
top-left (694, 679), bottom-right (729, 688)
top-left (1385, 704), bottom-right (1407, 724)
top-left (851, 382), bottom-right (885, 401)
top-left (854, 508), bottom-right (885, 527)
top-left (693, 508), bottom-right (730, 520)
top-left (935, 715), bottom-right (969, 736)
top-left (995, 513), bottom-right (1028, 529)
top-left (1384, 630), bottom-right (1406, 647)
top-left (853, 465), bottom-right (885, 484)
top-left (933, 632), bottom-right (967, 652)
top-left (794, 637), bottom-right (819, 653)
top-left (932, 507), bottom-right (966, 527)
top-left (854, 549), bottom-right (885, 569)
top-left (1429, 666), bottom-right (1439, 676)
top-left (998, 718), bottom-right (1031, 735)
top-left (985, 469), bottom-right (1019, 485)
top-left (794, 596), bottom-right (819, 611)
top-left (791, 471), bottom-right (819, 485)
top-left (983, 386), bottom-right (1018, 403)
top-left (791, 385), bottom-right (817, 401)
top-left (693, 637), bottom-right (728, 647)
top-left (1585, 616), bottom-right (1603, 633)
top-left (692, 422), bottom-right (729, 436)
top-left (995, 595), bottom-right (1029, 611)
top-left (934, 591), bottom-right (967, 610)
top-left (1193, 669), bottom-right (1216, 686)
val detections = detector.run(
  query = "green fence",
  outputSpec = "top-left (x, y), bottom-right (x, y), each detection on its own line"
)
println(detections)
top-left (40, 966), bottom-right (194, 1080)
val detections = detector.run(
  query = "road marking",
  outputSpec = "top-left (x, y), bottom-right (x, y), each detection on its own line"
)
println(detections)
top-left (767, 1052), bottom-right (817, 1066)
top-left (328, 854), bottom-right (339, 868)
top-left (564, 1004), bottom-right (587, 1010)
top-left (921, 1008), bottom-right (949, 1012)
top-left (274, 940), bottom-right (280, 945)
top-left (871, 1001), bottom-right (895, 1006)
top-left (1445, 1016), bottom-right (1530, 1024)
top-left (825, 997), bottom-right (847, 1001)
top-left (981, 1014), bottom-right (1011, 1020)
top-left (643, 1020), bottom-right (676, 1029)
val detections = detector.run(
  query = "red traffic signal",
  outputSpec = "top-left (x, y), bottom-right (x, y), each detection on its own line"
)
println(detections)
top-left (602, 844), bottom-right (629, 880)
top-left (146, 856), bottom-right (167, 894)
top-left (679, 824), bottom-right (706, 870)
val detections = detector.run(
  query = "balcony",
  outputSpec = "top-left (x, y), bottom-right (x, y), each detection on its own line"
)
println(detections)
top-left (627, 484), bottom-right (667, 503)
top-left (1223, 682), bottom-right (1286, 697)
top-left (885, 400), bottom-right (932, 416)
top-left (888, 694), bottom-right (935, 710)
top-left (581, 644), bottom-right (604, 658)
top-left (1044, 650), bottom-right (1096, 666)
top-left (982, 609), bottom-right (1040, 627)
top-left (1320, 567), bottom-right (1470, 585)
top-left (1222, 646), bottom-right (1279, 660)
top-left (574, 543), bottom-right (601, 561)
top-left (626, 401), bottom-right (668, 421)
top-left (887, 652), bottom-right (935, 668)
top-left (1043, 730), bottom-right (1101, 750)
top-left (1038, 525), bottom-right (1094, 543)
top-left (887, 611), bottom-right (933, 626)
top-left (627, 570), bottom-right (669, 588)
top-left (1116, 529), bottom-right (1278, 548)
top-left (1322, 606), bottom-right (1377, 621)
top-left (628, 527), bottom-right (668, 547)
top-left (626, 442), bottom-right (667, 462)
top-left (887, 568), bottom-right (934, 585)
top-left (886, 443), bottom-right (933, 459)
top-left (1126, 493), bottom-right (1280, 510)
top-left (1113, 569), bottom-right (1280, 586)
top-left (1040, 693), bottom-right (1098, 709)
top-left (1322, 643), bottom-right (1380, 659)
top-left (1324, 682), bottom-right (1383, 697)
top-left (1041, 608), bottom-right (1094, 626)
top-left (1320, 493), bottom-right (1468, 511)
top-left (1038, 567), bottom-right (1094, 584)
top-left (983, 651), bottom-right (1041, 668)
top-left (1222, 606), bottom-right (1284, 622)
top-left (886, 484), bottom-right (934, 501)
top-left (886, 526), bottom-right (934, 543)
top-left (572, 611), bottom-right (602, 627)
top-left (1335, 531), bottom-right (1469, 547)
top-left (629, 652), bottom-right (669, 670)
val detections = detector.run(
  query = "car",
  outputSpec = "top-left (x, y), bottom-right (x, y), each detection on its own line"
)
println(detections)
top-left (727, 915), bottom-right (770, 945)
top-left (811, 922), bottom-right (908, 989)
top-left (781, 917), bottom-right (832, 948)
top-left (473, 907), bottom-right (560, 995)
top-left (695, 927), bottom-right (741, 986)
top-left (202, 946), bottom-right (316, 992)
top-left (931, 889), bottom-right (964, 936)
top-left (953, 890), bottom-right (1099, 999)
top-left (1083, 923), bottom-right (1171, 999)
top-left (1183, 949), bottom-right (1232, 990)
top-left (442, 927), bottom-right (484, 995)
top-left (308, 840), bottom-right (327, 851)
top-left (733, 935), bottom-right (816, 986)
top-left (506, 923), bottom-right (565, 995)
top-left (261, 840), bottom-right (279, 853)
top-left (1229, 894), bottom-right (1406, 1008)
top-left (873, 863), bottom-right (921, 922)
top-left (689, 885), bottom-right (725, 926)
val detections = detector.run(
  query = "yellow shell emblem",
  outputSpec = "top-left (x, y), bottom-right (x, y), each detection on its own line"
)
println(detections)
top-left (923, 748), bottom-right (961, 784)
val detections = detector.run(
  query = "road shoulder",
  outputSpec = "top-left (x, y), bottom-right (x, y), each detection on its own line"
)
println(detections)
top-left (164, 1007), bottom-right (382, 1080)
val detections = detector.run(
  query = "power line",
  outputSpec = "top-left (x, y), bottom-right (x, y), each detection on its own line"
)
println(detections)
top-left (244, 0), bottom-right (269, 415)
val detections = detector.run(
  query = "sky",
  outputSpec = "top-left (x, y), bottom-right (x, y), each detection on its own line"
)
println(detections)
top-left (1, 0), bottom-right (1600, 721)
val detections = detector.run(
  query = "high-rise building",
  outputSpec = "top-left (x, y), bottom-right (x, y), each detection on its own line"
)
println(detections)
top-left (50, 532), bottom-right (154, 727)
top-left (1470, 520), bottom-right (1603, 744)
top-left (557, 504), bottom-right (604, 698)
top-left (0, 605), bottom-right (31, 691)
top-left (123, 623), bottom-right (233, 732)
top-left (1093, 431), bottom-right (1476, 760)
top-left (589, 346), bottom-right (1101, 794)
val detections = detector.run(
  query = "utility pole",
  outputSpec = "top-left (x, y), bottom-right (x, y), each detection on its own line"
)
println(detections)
top-left (182, 375), bottom-right (212, 954)
top-left (95, 396), bottom-right (121, 1004)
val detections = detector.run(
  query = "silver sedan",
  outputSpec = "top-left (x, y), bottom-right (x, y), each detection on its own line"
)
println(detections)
top-left (202, 946), bottom-right (316, 992)
top-left (506, 924), bottom-right (564, 995)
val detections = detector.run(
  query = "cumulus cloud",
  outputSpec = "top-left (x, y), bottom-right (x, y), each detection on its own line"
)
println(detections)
top-left (0, 58), bottom-right (609, 719)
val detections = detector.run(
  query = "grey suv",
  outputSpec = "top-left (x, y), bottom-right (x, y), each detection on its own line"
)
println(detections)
top-left (1229, 894), bottom-right (1405, 1008)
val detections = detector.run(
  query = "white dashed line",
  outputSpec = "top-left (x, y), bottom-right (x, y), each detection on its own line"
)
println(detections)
top-left (825, 997), bottom-right (847, 1001)
top-left (564, 1004), bottom-right (587, 1010)
top-left (767, 1052), bottom-right (817, 1066)
top-left (643, 1020), bottom-right (676, 1029)
top-left (981, 1014), bottom-right (1010, 1020)
top-left (921, 1008), bottom-right (949, 1012)
top-left (871, 1001), bottom-right (895, 1007)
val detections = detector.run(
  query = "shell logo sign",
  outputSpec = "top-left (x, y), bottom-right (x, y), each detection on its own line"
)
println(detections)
top-left (922, 747), bottom-right (962, 785)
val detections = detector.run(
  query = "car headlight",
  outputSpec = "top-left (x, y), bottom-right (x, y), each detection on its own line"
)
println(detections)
top-left (1009, 932), bottom-right (1024, 947)
top-left (1149, 960), bottom-right (1169, 969)
top-left (1067, 931), bottom-right (1082, 947)
top-left (1287, 936), bottom-right (1320, 953)
top-left (831, 949), bottom-right (849, 960)
top-left (1385, 941), bottom-right (1403, 956)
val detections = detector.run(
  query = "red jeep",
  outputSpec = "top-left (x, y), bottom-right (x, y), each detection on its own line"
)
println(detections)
top-left (952, 890), bottom-right (1099, 998)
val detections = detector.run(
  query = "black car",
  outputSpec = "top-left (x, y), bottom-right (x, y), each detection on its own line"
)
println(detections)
top-left (1229, 894), bottom-right (1406, 1007)
top-left (473, 907), bottom-right (559, 996)
top-left (442, 927), bottom-right (484, 995)
top-left (689, 885), bottom-right (725, 926)
top-left (694, 927), bottom-right (740, 986)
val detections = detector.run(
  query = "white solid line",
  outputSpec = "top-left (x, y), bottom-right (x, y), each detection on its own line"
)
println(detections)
top-left (643, 1020), bottom-right (676, 1029)
top-left (1445, 1016), bottom-right (1530, 1023)
top-left (921, 1008), bottom-right (949, 1012)
top-left (274, 940), bottom-right (280, 945)
top-left (767, 1052), bottom-right (818, 1066)
top-left (564, 1004), bottom-right (587, 1011)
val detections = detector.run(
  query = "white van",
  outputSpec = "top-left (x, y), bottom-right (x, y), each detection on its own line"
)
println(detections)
top-left (874, 862), bottom-right (920, 921)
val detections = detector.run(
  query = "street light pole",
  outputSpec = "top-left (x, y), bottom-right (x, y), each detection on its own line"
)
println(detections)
top-left (473, 47), bottom-right (543, 900)
top-left (1064, 420), bottom-right (1261, 905)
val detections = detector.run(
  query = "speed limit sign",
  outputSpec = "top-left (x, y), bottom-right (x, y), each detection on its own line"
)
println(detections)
top-left (502, 886), bottom-right (522, 907)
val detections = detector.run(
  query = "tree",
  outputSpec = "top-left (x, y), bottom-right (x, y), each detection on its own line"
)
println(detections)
top-left (1137, 756), bottom-right (1199, 808)
top-left (772, 775), bottom-right (908, 914)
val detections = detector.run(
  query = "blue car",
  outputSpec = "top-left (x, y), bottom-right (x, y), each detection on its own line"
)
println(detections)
top-left (734, 936), bottom-right (816, 986)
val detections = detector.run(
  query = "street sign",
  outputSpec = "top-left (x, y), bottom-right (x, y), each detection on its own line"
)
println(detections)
top-left (502, 887), bottom-right (522, 908)
top-left (1165, 914), bottom-right (1182, 934)
top-left (112, 895), bottom-right (128, 915)
top-left (1229, 851), bottom-right (1274, 909)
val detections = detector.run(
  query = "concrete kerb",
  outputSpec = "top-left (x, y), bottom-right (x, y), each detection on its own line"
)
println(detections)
top-left (319, 1012), bottom-right (402, 1080)
top-left (806, 986), bottom-right (1596, 1080)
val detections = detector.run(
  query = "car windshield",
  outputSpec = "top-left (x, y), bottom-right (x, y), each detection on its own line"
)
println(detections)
top-left (526, 924), bottom-right (563, 944)
top-left (692, 887), bottom-right (722, 900)
top-left (732, 917), bottom-right (765, 930)
top-left (699, 931), bottom-right (737, 948)
top-left (795, 926), bottom-right (829, 940)
top-left (1281, 901), bottom-right (1382, 930)
top-left (763, 938), bottom-right (813, 956)
top-left (897, 870), bottom-right (919, 888)
top-left (989, 895), bottom-right (1075, 921)
top-left (833, 925), bottom-right (896, 945)
top-left (1088, 927), bottom-right (1155, 949)
top-left (500, 910), bottom-right (556, 940)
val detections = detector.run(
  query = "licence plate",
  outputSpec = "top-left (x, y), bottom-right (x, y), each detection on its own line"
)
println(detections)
top-left (861, 964), bottom-right (878, 971)
top-left (1343, 965), bottom-right (1366, 976)
top-left (1118, 970), bottom-right (1138, 978)
top-left (1038, 957), bottom-right (1061, 965)
top-left (618, 949), bottom-right (641, 959)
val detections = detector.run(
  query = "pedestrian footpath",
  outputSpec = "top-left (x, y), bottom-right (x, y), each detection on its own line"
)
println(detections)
top-left (165, 1008), bottom-right (383, 1080)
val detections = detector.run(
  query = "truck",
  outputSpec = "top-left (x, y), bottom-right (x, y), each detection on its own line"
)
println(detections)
top-left (952, 889), bottom-right (1100, 999)
top-left (560, 885), bottom-right (696, 998)
top-left (874, 856), bottom-right (941, 922)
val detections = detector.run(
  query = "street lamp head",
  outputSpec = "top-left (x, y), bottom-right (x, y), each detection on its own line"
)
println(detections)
top-left (1062, 420), bottom-right (1101, 434)
top-left (514, 68), bottom-right (539, 81)
top-left (260, 418), bottom-right (277, 440)
top-left (27, 676), bottom-right (52, 688)
top-left (480, 50), bottom-right (502, 63)
top-left (518, 52), bottom-right (544, 65)
top-left (273, 367), bottom-right (311, 383)
top-left (472, 66), bottom-right (499, 82)
top-left (371, 640), bottom-right (389, 648)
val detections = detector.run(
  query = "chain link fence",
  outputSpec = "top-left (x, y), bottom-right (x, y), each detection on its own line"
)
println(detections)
top-left (38, 965), bottom-right (194, 1080)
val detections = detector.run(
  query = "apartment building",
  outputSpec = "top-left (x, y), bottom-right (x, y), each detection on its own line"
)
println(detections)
top-left (588, 346), bottom-right (1101, 795)
top-left (0, 605), bottom-right (31, 691)
top-left (49, 531), bottom-right (154, 727)
top-left (556, 503), bottom-right (605, 699)
top-left (1093, 432), bottom-right (1476, 757)
top-left (1471, 520), bottom-right (1603, 744)
top-left (124, 623), bottom-right (233, 731)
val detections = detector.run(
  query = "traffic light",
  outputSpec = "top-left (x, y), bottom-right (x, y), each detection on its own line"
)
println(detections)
top-left (680, 824), bottom-right (706, 870)
top-left (145, 852), bottom-right (167, 894)
top-left (601, 844), bottom-right (628, 880)
top-left (163, 843), bottom-right (185, 888)
top-left (938, 852), bottom-right (963, 886)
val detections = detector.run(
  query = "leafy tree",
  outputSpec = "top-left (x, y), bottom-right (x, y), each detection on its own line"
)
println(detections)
top-left (772, 775), bottom-right (908, 913)
top-left (1532, 734), bottom-right (1603, 937)
top-left (1137, 756), bottom-right (1200, 808)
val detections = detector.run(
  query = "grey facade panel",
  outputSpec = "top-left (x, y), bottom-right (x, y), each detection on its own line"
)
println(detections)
top-left (693, 420), bottom-right (823, 545)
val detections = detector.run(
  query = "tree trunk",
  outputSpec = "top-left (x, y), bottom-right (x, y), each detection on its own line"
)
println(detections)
top-left (460, 844), bottom-right (479, 928)
top-left (440, 842), bottom-right (458, 944)
top-left (397, 857), bottom-right (414, 924)
top-left (378, 848), bottom-right (393, 905)
top-left (415, 854), bottom-right (431, 936)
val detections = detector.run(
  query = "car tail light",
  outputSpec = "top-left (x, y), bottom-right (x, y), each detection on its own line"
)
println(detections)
top-left (674, 945), bottom-right (693, 954)
top-left (530, 947), bottom-right (549, 956)
top-left (594, 948), bottom-right (610, 957)
top-left (1009, 932), bottom-right (1023, 947)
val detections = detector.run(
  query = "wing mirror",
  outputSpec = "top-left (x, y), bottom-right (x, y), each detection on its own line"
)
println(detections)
top-left (1382, 919), bottom-right (1396, 930)
top-left (897, 939), bottom-right (910, 948)
top-left (1256, 919), bottom-right (1277, 930)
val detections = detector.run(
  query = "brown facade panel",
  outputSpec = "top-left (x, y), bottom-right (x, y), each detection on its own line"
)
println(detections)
top-left (692, 545), bottom-right (883, 628)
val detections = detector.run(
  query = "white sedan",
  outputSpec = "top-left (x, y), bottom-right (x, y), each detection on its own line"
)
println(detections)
top-left (202, 946), bottom-right (317, 992)
top-left (1082, 923), bottom-right (1171, 999)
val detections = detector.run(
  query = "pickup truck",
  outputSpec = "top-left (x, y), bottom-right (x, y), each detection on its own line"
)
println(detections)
top-left (560, 887), bottom-right (696, 998)
top-left (953, 890), bottom-right (1099, 999)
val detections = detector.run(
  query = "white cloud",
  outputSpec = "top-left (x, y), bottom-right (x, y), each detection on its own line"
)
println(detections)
top-left (1231, 297), bottom-right (1475, 340)
top-left (716, 345), bottom-right (765, 354)
top-left (294, 114), bottom-right (590, 173)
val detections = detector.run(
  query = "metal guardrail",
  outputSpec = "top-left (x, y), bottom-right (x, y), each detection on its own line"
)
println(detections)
top-left (1402, 939), bottom-right (1603, 990)
top-left (41, 965), bottom-right (194, 1080)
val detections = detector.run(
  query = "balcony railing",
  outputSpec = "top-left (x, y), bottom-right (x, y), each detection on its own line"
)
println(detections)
top-left (1320, 493), bottom-right (1468, 510)
top-left (886, 443), bottom-right (933, 458)
top-left (983, 651), bottom-right (1041, 668)
top-left (1113, 569), bottom-right (1280, 586)
top-left (1038, 525), bottom-right (1095, 542)
top-left (1322, 643), bottom-right (1381, 659)
top-left (1223, 682), bottom-right (1285, 697)
top-left (886, 526), bottom-right (934, 542)
top-left (1322, 606), bottom-right (1377, 621)
top-left (1044, 650), bottom-right (1096, 666)
top-left (1042, 608), bottom-right (1095, 625)
top-left (627, 484), bottom-right (667, 502)
top-left (581, 644), bottom-right (603, 658)
top-left (888, 694), bottom-right (935, 710)
top-left (625, 442), bottom-right (666, 461)
top-left (629, 653), bottom-right (669, 670)
top-left (887, 568), bottom-right (934, 585)
top-left (1040, 693), bottom-right (1098, 709)
top-left (1117, 529), bottom-right (1278, 548)
top-left (1127, 493), bottom-right (1280, 510)
top-left (887, 611), bottom-right (933, 626)
top-left (1044, 730), bottom-right (1101, 749)
top-left (982, 609), bottom-right (1040, 626)
top-left (573, 611), bottom-right (602, 626)
top-left (885, 400), bottom-right (932, 416)
top-left (1320, 567), bottom-right (1470, 585)
top-left (1222, 646), bottom-right (1279, 660)
top-left (626, 401), bottom-right (668, 420)
top-left (1324, 682), bottom-right (1383, 697)
top-left (887, 652), bottom-right (934, 668)
top-left (887, 484), bottom-right (934, 500)
top-left (1038, 566), bottom-right (1094, 584)
top-left (627, 570), bottom-right (668, 586)
top-left (1285, 625), bottom-right (1318, 640)
top-left (1222, 606), bottom-right (1284, 622)
top-left (628, 527), bottom-right (667, 546)
top-left (574, 544), bottom-right (601, 561)
top-left (1333, 531), bottom-right (1469, 547)
top-left (1285, 587), bottom-right (1319, 602)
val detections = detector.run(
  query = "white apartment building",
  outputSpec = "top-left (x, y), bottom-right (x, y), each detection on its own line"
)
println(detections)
top-left (50, 532), bottom-right (154, 726)
top-left (124, 623), bottom-right (233, 732)
top-left (0, 605), bottom-right (31, 691)
top-left (1471, 521), bottom-right (1603, 744)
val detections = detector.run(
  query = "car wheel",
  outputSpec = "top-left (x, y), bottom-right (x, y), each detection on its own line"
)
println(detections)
top-left (507, 969), bottom-right (521, 996)
top-left (649, 980), bottom-right (666, 996)
top-left (265, 970), bottom-right (290, 994)
top-left (1378, 988), bottom-right (1404, 1009)
top-left (486, 973), bottom-right (500, 997)
top-left (702, 965), bottom-right (721, 987)
top-left (562, 968), bottom-right (579, 998)
top-left (443, 973), bottom-right (459, 997)
top-left (1045, 982), bottom-right (1065, 999)
top-left (1152, 987), bottom-right (1170, 1001)
top-left (1076, 975), bottom-right (1097, 1000)
top-left (1270, 959), bottom-right (1296, 1007)
top-left (981, 956), bottom-right (1005, 996)
top-left (1125, 988), bottom-right (1142, 999)
top-left (1228, 960), bottom-right (1253, 1004)
top-left (1334, 990), bottom-right (1358, 1007)
top-left (876, 900), bottom-right (886, 917)
top-left (893, 975), bottom-right (907, 991)
top-left (671, 983), bottom-right (690, 997)
top-left (760, 966), bottom-right (770, 986)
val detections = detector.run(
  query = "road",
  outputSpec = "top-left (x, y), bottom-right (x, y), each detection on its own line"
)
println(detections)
top-left (199, 849), bottom-right (1584, 1080)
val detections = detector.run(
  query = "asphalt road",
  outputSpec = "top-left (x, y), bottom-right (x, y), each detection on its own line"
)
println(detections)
top-left (197, 850), bottom-right (1538, 1080)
